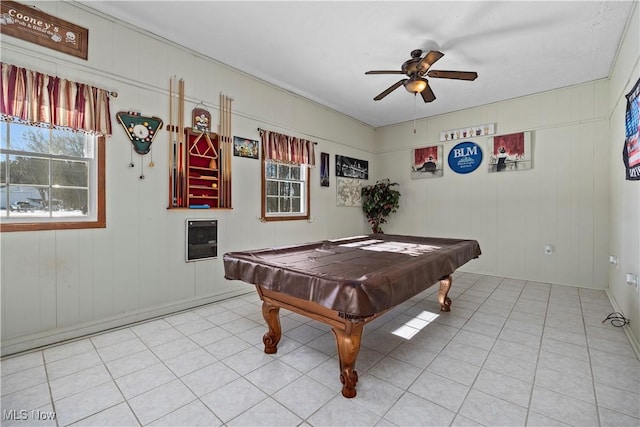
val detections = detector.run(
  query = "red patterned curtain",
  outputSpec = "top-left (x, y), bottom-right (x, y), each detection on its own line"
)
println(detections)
top-left (0, 63), bottom-right (112, 135)
top-left (259, 128), bottom-right (315, 166)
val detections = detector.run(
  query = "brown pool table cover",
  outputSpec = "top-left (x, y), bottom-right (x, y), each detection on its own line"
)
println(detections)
top-left (223, 234), bottom-right (481, 318)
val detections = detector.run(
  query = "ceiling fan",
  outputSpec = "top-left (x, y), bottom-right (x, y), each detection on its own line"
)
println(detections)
top-left (365, 49), bottom-right (478, 103)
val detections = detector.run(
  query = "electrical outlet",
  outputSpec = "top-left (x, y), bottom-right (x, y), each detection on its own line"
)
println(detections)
top-left (625, 273), bottom-right (638, 291)
top-left (544, 244), bottom-right (553, 255)
top-left (609, 255), bottom-right (618, 265)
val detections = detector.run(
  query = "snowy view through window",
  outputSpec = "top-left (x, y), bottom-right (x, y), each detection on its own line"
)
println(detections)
top-left (1, 117), bottom-right (96, 221)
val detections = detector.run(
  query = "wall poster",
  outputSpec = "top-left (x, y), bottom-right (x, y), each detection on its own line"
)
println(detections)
top-left (320, 152), bottom-right (330, 187)
top-left (335, 155), bottom-right (368, 180)
top-left (411, 145), bottom-right (443, 179)
top-left (623, 78), bottom-right (640, 180)
top-left (336, 177), bottom-right (361, 207)
top-left (487, 131), bottom-right (532, 173)
top-left (233, 136), bottom-right (259, 159)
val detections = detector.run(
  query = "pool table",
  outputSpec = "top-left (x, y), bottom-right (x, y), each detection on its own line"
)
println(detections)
top-left (223, 234), bottom-right (481, 397)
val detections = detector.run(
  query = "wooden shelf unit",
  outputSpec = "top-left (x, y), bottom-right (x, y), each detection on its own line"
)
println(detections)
top-left (185, 128), bottom-right (219, 208)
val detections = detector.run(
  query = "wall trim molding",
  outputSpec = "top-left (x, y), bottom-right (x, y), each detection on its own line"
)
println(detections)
top-left (0, 289), bottom-right (253, 358)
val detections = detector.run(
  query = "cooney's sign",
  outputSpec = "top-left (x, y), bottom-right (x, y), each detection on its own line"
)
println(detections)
top-left (0, 1), bottom-right (88, 60)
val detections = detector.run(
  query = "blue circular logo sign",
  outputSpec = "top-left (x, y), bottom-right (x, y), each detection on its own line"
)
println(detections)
top-left (448, 141), bottom-right (483, 174)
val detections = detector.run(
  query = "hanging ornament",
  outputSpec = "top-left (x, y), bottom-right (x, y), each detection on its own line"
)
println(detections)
top-left (117, 111), bottom-right (163, 179)
top-left (116, 111), bottom-right (164, 155)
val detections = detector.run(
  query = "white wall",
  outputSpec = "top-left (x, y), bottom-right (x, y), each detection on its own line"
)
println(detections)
top-left (375, 81), bottom-right (610, 289)
top-left (607, 3), bottom-right (640, 348)
top-left (0, 2), bottom-right (374, 356)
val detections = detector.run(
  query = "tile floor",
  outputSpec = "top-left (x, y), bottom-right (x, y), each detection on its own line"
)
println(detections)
top-left (1, 273), bottom-right (639, 426)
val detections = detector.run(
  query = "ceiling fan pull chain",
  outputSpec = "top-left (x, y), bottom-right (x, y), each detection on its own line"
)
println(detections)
top-left (413, 93), bottom-right (417, 134)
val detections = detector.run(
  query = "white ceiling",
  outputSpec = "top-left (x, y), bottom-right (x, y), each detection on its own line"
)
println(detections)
top-left (78, 1), bottom-right (635, 128)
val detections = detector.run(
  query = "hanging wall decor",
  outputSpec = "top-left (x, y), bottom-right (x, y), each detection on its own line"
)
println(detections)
top-left (233, 136), bottom-right (259, 159)
top-left (165, 77), bottom-right (233, 208)
top-left (447, 141), bottom-right (483, 174)
top-left (185, 128), bottom-right (220, 208)
top-left (623, 78), bottom-right (640, 181)
top-left (487, 132), bottom-right (532, 173)
top-left (320, 152), bottom-right (330, 187)
top-left (336, 155), bottom-right (368, 179)
top-left (336, 178), bottom-right (362, 207)
top-left (116, 111), bottom-right (163, 179)
top-left (192, 105), bottom-right (211, 132)
top-left (440, 123), bottom-right (495, 142)
top-left (218, 93), bottom-right (234, 208)
top-left (167, 76), bottom-right (185, 207)
top-left (116, 111), bottom-right (163, 155)
top-left (411, 145), bottom-right (443, 178)
top-left (0, 1), bottom-right (89, 59)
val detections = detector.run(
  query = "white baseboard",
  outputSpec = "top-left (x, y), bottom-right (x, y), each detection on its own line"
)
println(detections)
top-left (1, 288), bottom-right (254, 357)
top-left (606, 289), bottom-right (640, 361)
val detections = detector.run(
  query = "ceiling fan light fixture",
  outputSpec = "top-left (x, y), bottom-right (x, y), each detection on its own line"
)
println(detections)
top-left (404, 77), bottom-right (427, 94)
top-left (366, 49), bottom-right (476, 103)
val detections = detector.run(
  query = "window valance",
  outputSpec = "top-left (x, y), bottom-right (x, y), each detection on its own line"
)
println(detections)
top-left (0, 63), bottom-right (112, 135)
top-left (259, 128), bottom-right (316, 166)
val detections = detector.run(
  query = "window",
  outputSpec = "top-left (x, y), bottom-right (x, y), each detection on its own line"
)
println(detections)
top-left (258, 128), bottom-right (315, 221)
top-left (262, 160), bottom-right (310, 221)
top-left (0, 117), bottom-right (105, 232)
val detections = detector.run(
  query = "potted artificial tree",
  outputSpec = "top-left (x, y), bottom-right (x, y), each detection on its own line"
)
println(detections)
top-left (361, 179), bottom-right (401, 233)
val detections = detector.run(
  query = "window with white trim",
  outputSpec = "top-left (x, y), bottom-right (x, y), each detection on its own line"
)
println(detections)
top-left (262, 160), bottom-right (310, 221)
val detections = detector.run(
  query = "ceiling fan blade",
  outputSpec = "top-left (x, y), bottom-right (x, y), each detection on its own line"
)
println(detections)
top-left (373, 79), bottom-right (406, 101)
top-left (417, 50), bottom-right (444, 74)
top-left (420, 83), bottom-right (436, 103)
top-left (365, 70), bottom-right (405, 75)
top-left (427, 70), bottom-right (478, 81)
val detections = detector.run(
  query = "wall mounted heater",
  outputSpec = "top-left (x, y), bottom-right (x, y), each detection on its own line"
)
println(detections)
top-left (186, 219), bottom-right (218, 262)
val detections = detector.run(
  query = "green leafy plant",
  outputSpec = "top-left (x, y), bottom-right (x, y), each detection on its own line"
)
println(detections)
top-left (361, 179), bottom-right (400, 234)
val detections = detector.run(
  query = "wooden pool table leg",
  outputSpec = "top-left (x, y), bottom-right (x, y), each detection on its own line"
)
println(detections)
top-left (438, 275), bottom-right (453, 312)
top-left (261, 301), bottom-right (281, 354)
top-left (332, 323), bottom-right (363, 398)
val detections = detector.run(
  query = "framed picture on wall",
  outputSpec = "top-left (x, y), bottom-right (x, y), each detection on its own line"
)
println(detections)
top-left (487, 131), bottom-right (532, 173)
top-left (320, 152), bottom-right (330, 187)
top-left (335, 155), bottom-right (368, 179)
top-left (623, 77), bottom-right (640, 180)
top-left (233, 136), bottom-right (259, 159)
top-left (411, 145), bottom-right (443, 178)
top-left (336, 177), bottom-right (362, 206)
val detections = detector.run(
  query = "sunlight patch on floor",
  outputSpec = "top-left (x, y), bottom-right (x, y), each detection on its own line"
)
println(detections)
top-left (392, 310), bottom-right (439, 339)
